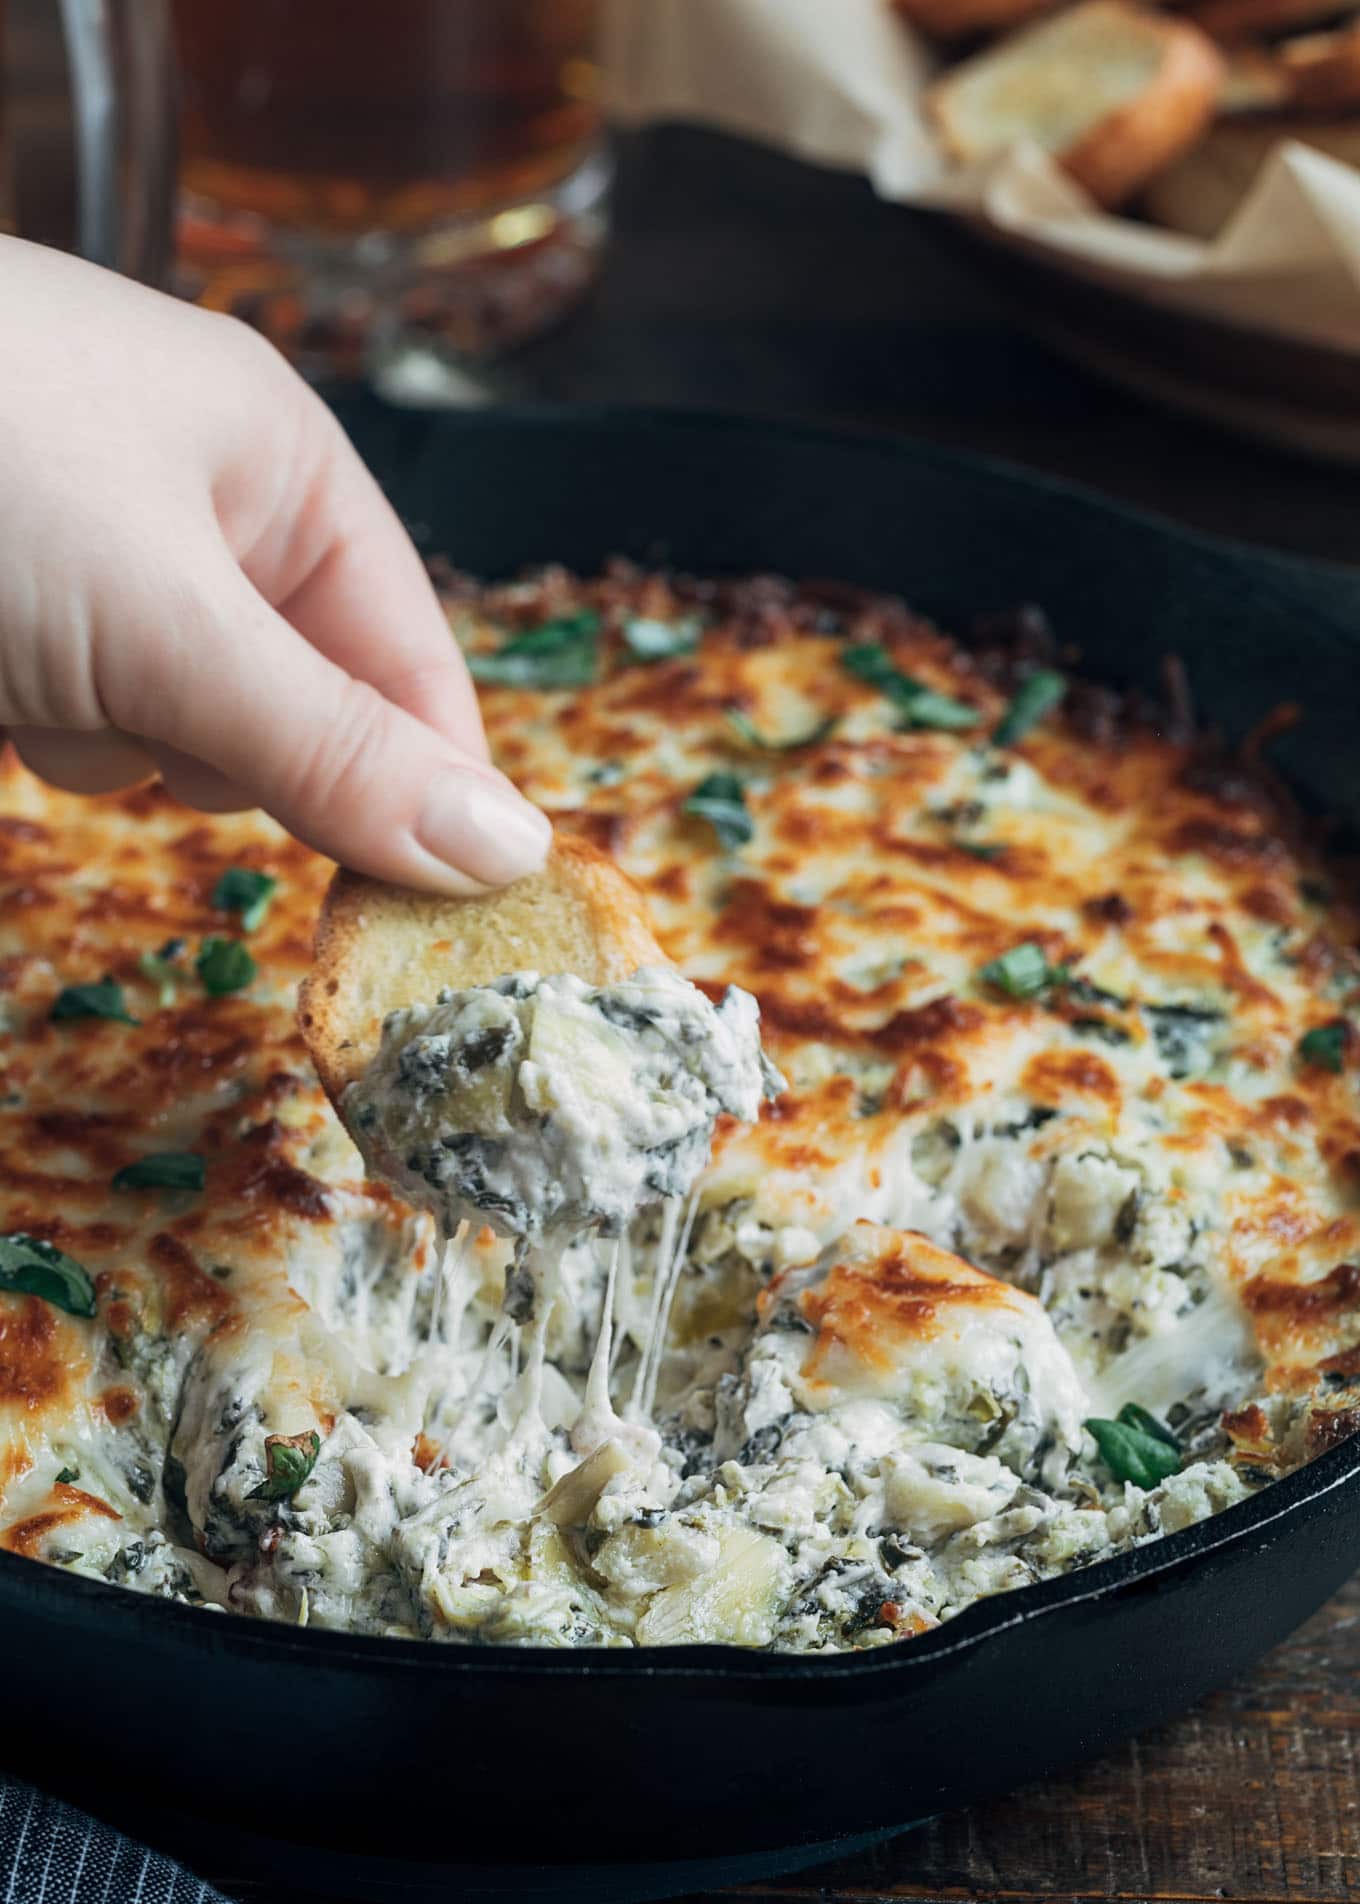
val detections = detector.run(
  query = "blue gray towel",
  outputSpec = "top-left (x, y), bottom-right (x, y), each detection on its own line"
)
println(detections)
top-left (0, 1778), bottom-right (230, 1904)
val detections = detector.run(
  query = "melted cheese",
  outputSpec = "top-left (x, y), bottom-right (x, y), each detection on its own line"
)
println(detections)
top-left (1, 565), bottom-right (1357, 1649)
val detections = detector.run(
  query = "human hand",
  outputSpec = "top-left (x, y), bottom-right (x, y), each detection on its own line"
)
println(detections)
top-left (0, 239), bottom-right (551, 894)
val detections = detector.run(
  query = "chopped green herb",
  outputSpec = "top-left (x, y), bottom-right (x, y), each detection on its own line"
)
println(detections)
top-left (977, 942), bottom-right (1068, 1000)
top-left (683, 773), bottom-right (753, 851)
top-left (585, 760), bottom-right (626, 788)
top-left (959, 841), bottom-right (1004, 862)
top-left (112, 1151), bottom-right (206, 1193)
top-left (1299, 1021), bottom-right (1349, 1074)
top-left (50, 980), bottom-right (138, 1026)
top-left (1116, 1401), bottom-right (1179, 1449)
top-left (467, 611), bottom-right (599, 689)
top-left (249, 1429), bottom-right (322, 1504)
top-left (993, 669), bottom-right (1067, 748)
top-left (726, 708), bottom-right (838, 752)
top-left (211, 867), bottom-right (276, 932)
top-left (622, 616), bottom-right (700, 662)
top-left (54, 1467), bottom-right (78, 1486)
top-left (197, 937), bottom-right (256, 996)
top-left (840, 644), bottom-right (979, 732)
top-left (1085, 1405), bottom-right (1182, 1488)
top-left (0, 1233), bottom-right (97, 1318)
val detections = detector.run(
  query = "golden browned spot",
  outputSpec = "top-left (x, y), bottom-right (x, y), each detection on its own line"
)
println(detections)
top-left (1168, 817), bottom-right (1289, 872)
top-left (1084, 892), bottom-right (1134, 927)
top-left (148, 1231), bottom-right (235, 1333)
top-left (1022, 1049), bottom-right (1120, 1108)
top-left (3, 1484), bottom-right (120, 1557)
top-left (0, 1298), bottom-right (80, 1415)
top-left (715, 880), bottom-right (820, 972)
top-left (1244, 1262), bottom-right (1360, 1319)
top-left (99, 1385), bottom-right (140, 1425)
top-left (800, 1234), bottom-right (1013, 1378)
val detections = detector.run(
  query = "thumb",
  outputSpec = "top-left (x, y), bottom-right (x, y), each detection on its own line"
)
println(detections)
top-left (100, 559), bottom-right (551, 894)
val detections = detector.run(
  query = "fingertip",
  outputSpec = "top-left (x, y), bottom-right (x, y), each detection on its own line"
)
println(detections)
top-left (414, 772), bottom-right (553, 890)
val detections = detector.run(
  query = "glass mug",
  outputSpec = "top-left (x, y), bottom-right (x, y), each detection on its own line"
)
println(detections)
top-left (1, 0), bottom-right (175, 282)
top-left (170, 0), bottom-right (611, 381)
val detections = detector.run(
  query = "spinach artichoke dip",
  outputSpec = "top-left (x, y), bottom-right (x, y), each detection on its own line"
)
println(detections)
top-left (3, 566), bottom-right (1360, 1655)
top-left (346, 968), bottom-right (783, 1243)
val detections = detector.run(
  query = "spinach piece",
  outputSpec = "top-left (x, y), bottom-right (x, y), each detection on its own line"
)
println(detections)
top-left (50, 980), bottom-right (138, 1026)
top-left (840, 644), bottom-right (979, 732)
top-left (978, 942), bottom-right (1068, 1000)
top-left (55, 1467), bottom-right (79, 1486)
top-left (249, 1429), bottom-right (322, 1504)
top-left (1085, 1404), bottom-right (1182, 1488)
top-left (211, 867), bottom-right (276, 932)
top-left (0, 1233), bottom-right (97, 1318)
top-left (622, 616), bottom-right (699, 661)
top-left (993, 669), bottom-right (1066, 747)
top-left (197, 937), bottom-right (256, 996)
top-left (1146, 1003), bottom-right (1224, 1079)
top-left (1299, 1021), bottom-right (1349, 1074)
top-left (467, 611), bottom-right (599, 688)
top-left (726, 708), bottom-right (837, 752)
top-left (112, 1151), bottom-right (206, 1193)
top-left (683, 773), bottom-right (753, 850)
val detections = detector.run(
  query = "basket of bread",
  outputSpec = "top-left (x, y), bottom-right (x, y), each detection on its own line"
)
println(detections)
top-left (907, 0), bottom-right (1360, 231)
top-left (606, 0), bottom-right (1360, 456)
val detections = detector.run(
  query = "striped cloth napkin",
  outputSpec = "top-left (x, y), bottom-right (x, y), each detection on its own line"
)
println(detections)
top-left (0, 1778), bottom-right (230, 1903)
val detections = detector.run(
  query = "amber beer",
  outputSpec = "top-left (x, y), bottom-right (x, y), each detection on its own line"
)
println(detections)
top-left (172, 0), bottom-right (602, 236)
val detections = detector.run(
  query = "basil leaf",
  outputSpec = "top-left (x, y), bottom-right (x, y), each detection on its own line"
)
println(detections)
top-left (993, 669), bottom-right (1067, 748)
top-left (211, 867), bottom-right (277, 932)
top-left (683, 773), bottom-right (753, 851)
top-left (197, 937), bottom-right (256, 996)
top-left (0, 1233), bottom-right (97, 1318)
top-left (50, 980), bottom-right (138, 1026)
top-left (897, 688), bottom-right (982, 733)
top-left (1299, 1021), bottom-right (1349, 1074)
top-left (840, 643), bottom-right (979, 732)
top-left (55, 1467), bottom-right (78, 1486)
top-left (1117, 1401), bottom-right (1179, 1449)
top-left (112, 1151), bottom-right (205, 1193)
top-left (726, 708), bottom-right (838, 752)
top-left (1086, 1413), bottom-right (1182, 1488)
top-left (467, 612), bottom-right (599, 688)
top-left (977, 942), bottom-right (1068, 1000)
top-left (249, 1429), bottom-right (322, 1504)
top-left (622, 616), bottom-right (699, 661)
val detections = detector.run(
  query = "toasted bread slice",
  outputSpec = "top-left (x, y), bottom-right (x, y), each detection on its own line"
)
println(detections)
top-left (299, 833), bottom-right (666, 1110)
top-left (1188, 0), bottom-right (1349, 46)
top-left (1142, 112), bottom-right (1360, 234)
top-left (928, 1), bottom-right (1224, 208)
top-left (891, 0), bottom-right (1058, 45)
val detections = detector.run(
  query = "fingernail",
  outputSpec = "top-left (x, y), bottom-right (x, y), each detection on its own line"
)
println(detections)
top-left (417, 773), bottom-right (552, 888)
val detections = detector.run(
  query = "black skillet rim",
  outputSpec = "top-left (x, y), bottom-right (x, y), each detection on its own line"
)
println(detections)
top-left (5, 403), bottom-right (1359, 1685)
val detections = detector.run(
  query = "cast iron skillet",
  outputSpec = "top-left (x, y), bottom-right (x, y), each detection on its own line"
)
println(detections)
top-left (4, 407), bottom-right (1360, 1902)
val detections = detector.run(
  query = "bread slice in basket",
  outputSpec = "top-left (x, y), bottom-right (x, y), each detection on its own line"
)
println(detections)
top-left (299, 833), bottom-right (665, 1112)
top-left (927, 0), bottom-right (1224, 207)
